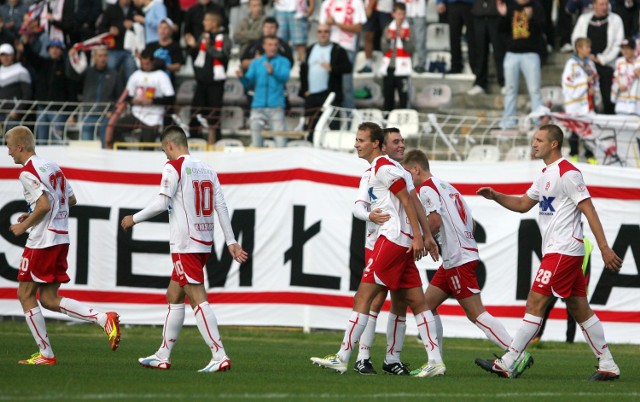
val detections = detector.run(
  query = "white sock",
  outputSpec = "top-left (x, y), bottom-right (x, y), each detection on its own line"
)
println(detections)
top-left (356, 311), bottom-right (377, 361)
top-left (415, 311), bottom-right (443, 365)
top-left (156, 304), bottom-right (185, 360)
top-left (434, 314), bottom-right (444, 355)
top-left (580, 314), bottom-right (614, 365)
top-left (25, 306), bottom-right (54, 358)
top-left (475, 311), bottom-right (512, 351)
top-left (194, 301), bottom-right (226, 360)
top-left (337, 311), bottom-right (368, 363)
top-left (385, 313), bottom-right (406, 363)
top-left (503, 313), bottom-right (541, 368)
top-left (59, 297), bottom-right (106, 326)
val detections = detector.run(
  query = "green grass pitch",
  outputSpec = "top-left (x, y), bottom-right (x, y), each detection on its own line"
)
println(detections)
top-left (0, 321), bottom-right (638, 401)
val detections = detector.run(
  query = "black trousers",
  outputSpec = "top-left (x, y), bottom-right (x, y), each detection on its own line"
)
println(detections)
top-left (191, 80), bottom-right (225, 139)
top-left (304, 90), bottom-right (333, 142)
top-left (383, 69), bottom-right (409, 111)
top-left (473, 15), bottom-right (505, 88)
top-left (595, 63), bottom-right (615, 115)
top-left (447, 2), bottom-right (476, 73)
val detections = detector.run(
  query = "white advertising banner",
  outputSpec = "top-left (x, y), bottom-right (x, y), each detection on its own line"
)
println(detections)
top-left (1, 147), bottom-right (639, 343)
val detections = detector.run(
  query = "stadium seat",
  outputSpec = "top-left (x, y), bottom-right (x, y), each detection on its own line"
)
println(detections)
top-left (541, 86), bottom-right (564, 110)
top-left (287, 139), bottom-right (313, 147)
top-left (466, 145), bottom-right (501, 162)
top-left (387, 109), bottom-right (421, 138)
top-left (505, 145), bottom-right (533, 161)
top-left (412, 84), bottom-right (452, 109)
top-left (214, 138), bottom-right (245, 152)
top-left (426, 23), bottom-right (450, 51)
top-left (220, 106), bottom-right (245, 136)
top-left (354, 81), bottom-right (383, 108)
top-left (223, 79), bottom-right (247, 106)
top-left (320, 130), bottom-right (356, 152)
top-left (352, 108), bottom-right (385, 127)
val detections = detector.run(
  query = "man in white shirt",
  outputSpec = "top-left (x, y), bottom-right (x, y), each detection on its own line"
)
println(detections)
top-left (7, 126), bottom-right (121, 365)
top-left (475, 124), bottom-right (623, 381)
top-left (121, 125), bottom-right (248, 372)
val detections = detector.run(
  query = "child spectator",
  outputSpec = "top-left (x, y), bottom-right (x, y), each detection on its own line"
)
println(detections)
top-left (611, 37), bottom-right (640, 116)
top-left (562, 37), bottom-right (599, 164)
top-left (185, 11), bottom-right (230, 144)
top-left (380, 2), bottom-right (412, 111)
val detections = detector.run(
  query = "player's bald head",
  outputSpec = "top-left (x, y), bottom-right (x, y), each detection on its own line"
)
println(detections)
top-left (5, 126), bottom-right (35, 152)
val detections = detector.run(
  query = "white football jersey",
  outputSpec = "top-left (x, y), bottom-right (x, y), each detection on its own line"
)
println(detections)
top-left (526, 158), bottom-right (590, 256)
top-left (19, 155), bottom-right (74, 248)
top-left (160, 155), bottom-right (228, 253)
top-left (368, 155), bottom-right (413, 248)
top-left (417, 176), bottom-right (478, 268)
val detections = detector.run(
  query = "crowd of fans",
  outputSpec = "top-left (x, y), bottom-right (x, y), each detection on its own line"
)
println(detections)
top-left (0, 0), bottom-right (638, 150)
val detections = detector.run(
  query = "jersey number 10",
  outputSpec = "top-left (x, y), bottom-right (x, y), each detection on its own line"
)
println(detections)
top-left (192, 180), bottom-right (214, 217)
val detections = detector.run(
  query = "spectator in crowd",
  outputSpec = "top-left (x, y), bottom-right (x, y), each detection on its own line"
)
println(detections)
top-left (240, 17), bottom-right (293, 72)
top-left (114, 48), bottom-right (175, 145)
top-left (557, 0), bottom-right (588, 53)
top-left (611, 0), bottom-right (638, 38)
top-left (184, 0), bottom-right (227, 42)
top-left (468, 0), bottom-right (506, 95)
top-left (319, 0), bottom-right (367, 110)
top-left (98, 0), bottom-right (138, 86)
top-left (18, 12), bottom-right (50, 58)
top-left (133, 0), bottom-right (167, 44)
top-left (571, 0), bottom-right (624, 115)
top-left (146, 17), bottom-right (185, 87)
top-left (359, 0), bottom-right (393, 74)
top-left (0, 43), bottom-right (31, 131)
top-left (273, 0), bottom-right (314, 63)
top-left (20, 38), bottom-right (74, 143)
top-left (185, 10), bottom-right (230, 144)
top-left (66, 47), bottom-right (120, 147)
top-left (437, 0), bottom-right (476, 74)
top-left (299, 23), bottom-right (352, 141)
top-left (562, 37), bottom-right (599, 164)
top-left (0, 15), bottom-right (17, 49)
top-left (237, 35), bottom-right (291, 147)
top-left (1, 0), bottom-right (27, 37)
top-left (611, 37), bottom-right (640, 115)
top-left (380, 2), bottom-right (413, 111)
top-left (406, 0), bottom-right (427, 73)
top-left (58, 0), bottom-right (103, 44)
top-left (498, 0), bottom-right (546, 129)
top-left (163, 0), bottom-right (183, 42)
top-left (233, 0), bottom-right (266, 54)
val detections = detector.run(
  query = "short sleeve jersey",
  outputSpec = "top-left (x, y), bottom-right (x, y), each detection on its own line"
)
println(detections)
top-left (368, 155), bottom-right (413, 247)
top-left (417, 176), bottom-right (478, 268)
top-left (126, 69), bottom-right (175, 127)
top-left (526, 158), bottom-right (590, 256)
top-left (19, 155), bottom-right (74, 248)
top-left (319, 0), bottom-right (367, 52)
top-left (160, 154), bottom-right (224, 253)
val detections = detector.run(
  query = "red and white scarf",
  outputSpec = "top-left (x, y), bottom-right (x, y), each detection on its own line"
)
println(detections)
top-left (69, 33), bottom-right (117, 74)
top-left (380, 20), bottom-right (412, 76)
top-left (194, 33), bottom-right (226, 81)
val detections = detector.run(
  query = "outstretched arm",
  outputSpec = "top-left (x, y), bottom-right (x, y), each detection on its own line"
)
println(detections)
top-left (476, 187), bottom-right (538, 213)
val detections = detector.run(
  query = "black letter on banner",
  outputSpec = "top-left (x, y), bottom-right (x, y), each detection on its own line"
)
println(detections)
top-left (349, 216), bottom-right (366, 291)
top-left (0, 200), bottom-right (28, 281)
top-left (473, 220), bottom-right (487, 289)
top-left (117, 208), bottom-right (170, 288)
top-left (590, 224), bottom-right (640, 305)
top-left (517, 219), bottom-right (542, 300)
top-left (285, 205), bottom-right (340, 289)
top-left (70, 206), bottom-right (110, 284)
top-left (207, 209), bottom-right (255, 287)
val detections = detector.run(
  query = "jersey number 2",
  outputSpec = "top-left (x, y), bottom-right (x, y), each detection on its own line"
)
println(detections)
top-left (192, 180), bottom-right (214, 217)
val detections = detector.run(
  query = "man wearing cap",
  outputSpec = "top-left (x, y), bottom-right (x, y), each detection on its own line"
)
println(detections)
top-left (0, 43), bottom-right (31, 131)
top-left (18, 37), bottom-right (74, 143)
top-left (611, 37), bottom-right (640, 115)
top-left (145, 17), bottom-right (184, 87)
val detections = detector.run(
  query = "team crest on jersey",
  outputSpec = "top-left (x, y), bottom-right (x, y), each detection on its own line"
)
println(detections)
top-left (545, 181), bottom-right (550, 191)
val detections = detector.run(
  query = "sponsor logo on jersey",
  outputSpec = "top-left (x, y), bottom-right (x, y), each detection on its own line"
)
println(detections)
top-left (186, 167), bottom-right (192, 175)
top-left (539, 196), bottom-right (556, 214)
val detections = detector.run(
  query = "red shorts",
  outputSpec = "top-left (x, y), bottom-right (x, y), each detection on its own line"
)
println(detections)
top-left (171, 253), bottom-right (210, 286)
top-left (429, 260), bottom-right (480, 300)
top-left (531, 253), bottom-right (586, 298)
top-left (18, 245), bottom-right (70, 283)
top-left (361, 236), bottom-right (422, 291)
